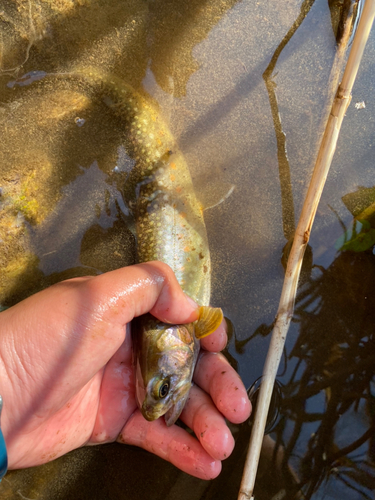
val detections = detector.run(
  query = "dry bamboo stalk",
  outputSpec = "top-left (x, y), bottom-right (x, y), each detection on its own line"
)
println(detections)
top-left (238, 1), bottom-right (375, 498)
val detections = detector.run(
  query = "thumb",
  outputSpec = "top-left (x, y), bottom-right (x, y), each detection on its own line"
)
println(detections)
top-left (78, 261), bottom-right (199, 325)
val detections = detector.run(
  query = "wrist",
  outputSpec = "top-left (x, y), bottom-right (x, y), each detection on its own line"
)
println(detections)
top-left (0, 396), bottom-right (8, 480)
top-left (0, 322), bottom-right (18, 470)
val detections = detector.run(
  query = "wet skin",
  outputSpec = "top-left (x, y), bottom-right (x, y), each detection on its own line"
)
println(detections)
top-left (0, 262), bottom-right (251, 479)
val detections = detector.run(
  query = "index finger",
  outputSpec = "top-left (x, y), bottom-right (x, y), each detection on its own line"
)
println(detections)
top-left (193, 352), bottom-right (251, 424)
top-left (200, 318), bottom-right (227, 352)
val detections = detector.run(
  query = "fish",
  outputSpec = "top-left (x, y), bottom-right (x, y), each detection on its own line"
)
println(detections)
top-left (13, 67), bottom-right (223, 425)
top-left (128, 141), bottom-right (223, 426)
top-left (108, 77), bottom-right (224, 426)
top-left (78, 69), bottom-right (225, 425)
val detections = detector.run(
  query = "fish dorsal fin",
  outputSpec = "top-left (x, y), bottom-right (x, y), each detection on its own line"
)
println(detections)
top-left (194, 306), bottom-right (223, 339)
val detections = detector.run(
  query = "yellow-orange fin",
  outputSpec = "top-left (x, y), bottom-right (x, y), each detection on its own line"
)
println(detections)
top-left (194, 306), bottom-right (223, 339)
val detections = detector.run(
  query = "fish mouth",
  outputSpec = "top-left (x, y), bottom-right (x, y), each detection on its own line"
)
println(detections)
top-left (141, 382), bottom-right (192, 424)
top-left (141, 400), bottom-right (173, 422)
top-left (142, 408), bottom-right (160, 422)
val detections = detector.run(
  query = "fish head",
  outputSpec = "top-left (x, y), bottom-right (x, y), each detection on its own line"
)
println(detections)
top-left (134, 318), bottom-right (200, 426)
top-left (133, 307), bottom-right (224, 426)
top-left (140, 372), bottom-right (193, 424)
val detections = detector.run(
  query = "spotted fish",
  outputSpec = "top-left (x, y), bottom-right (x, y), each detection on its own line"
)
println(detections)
top-left (88, 68), bottom-right (225, 425)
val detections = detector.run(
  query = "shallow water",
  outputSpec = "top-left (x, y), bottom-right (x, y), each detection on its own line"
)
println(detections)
top-left (0, 0), bottom-right (375, 498)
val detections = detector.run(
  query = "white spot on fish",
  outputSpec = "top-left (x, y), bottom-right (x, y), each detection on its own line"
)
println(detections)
top-left (75, 117), bottom-right (85, 127)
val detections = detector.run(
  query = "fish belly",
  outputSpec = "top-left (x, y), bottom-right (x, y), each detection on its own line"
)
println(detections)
top-left (135, 149), bottom-right (211, 305)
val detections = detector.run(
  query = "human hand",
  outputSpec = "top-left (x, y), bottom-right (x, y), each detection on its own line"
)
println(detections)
top-left (0, 262), bottom-right (251, 479)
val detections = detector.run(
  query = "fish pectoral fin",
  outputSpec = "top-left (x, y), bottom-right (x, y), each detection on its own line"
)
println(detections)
top-left (194, 306), bottom-right (223, 339)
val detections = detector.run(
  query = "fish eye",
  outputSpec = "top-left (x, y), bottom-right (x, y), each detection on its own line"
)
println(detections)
top-left (158, 379), bottom-right (170, 399)
top-left (152, 377), bottom-right (171, 400)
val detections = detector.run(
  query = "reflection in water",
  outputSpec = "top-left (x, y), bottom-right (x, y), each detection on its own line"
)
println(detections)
top-left (247, 376), bottom-right (283, 434)
top-left (247, 243), bottom-right (375, 499)
top-left (285, 247), bottom-right (375, 498)
top-left (328, 0), bottom-right (363, 43)
top-left (262, 0), bottom-right (317, 240)
top-left (262, 0), bottom-right (360, 241)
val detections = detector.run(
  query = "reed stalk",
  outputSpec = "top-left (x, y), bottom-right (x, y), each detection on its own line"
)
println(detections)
top-left (238, 1), bottom-right (375, 498)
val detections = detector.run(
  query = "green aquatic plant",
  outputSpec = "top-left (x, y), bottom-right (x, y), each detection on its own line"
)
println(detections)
top-left (336, 218), bottom-right (375, 252)
top-left (335, 186), bottom-right (375, 252)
